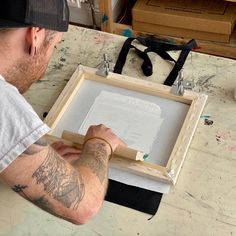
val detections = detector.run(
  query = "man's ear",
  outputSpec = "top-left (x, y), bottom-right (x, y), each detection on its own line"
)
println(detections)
top-left (25, 27), bottom-right (46, 56)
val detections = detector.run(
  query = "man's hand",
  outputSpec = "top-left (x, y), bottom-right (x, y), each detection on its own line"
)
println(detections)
top-left (51, 124), bottom-right (125, 163)
top-left (84, 124), bottom-right (126, 155)
top-left (50, 141), bottom-right (81, 164)
top-left (78, 124), bottom-right (125, 185)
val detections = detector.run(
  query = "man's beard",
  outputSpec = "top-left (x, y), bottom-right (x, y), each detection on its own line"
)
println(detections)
top-left (5, 45), bottom-right (50, 94)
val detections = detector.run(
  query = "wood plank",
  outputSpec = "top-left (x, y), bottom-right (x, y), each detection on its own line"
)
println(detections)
top-left (99, 0), bottom-right (113, 33)
top-left (109, 156), bottom-right (172, 184)
top-left (83, 66), bottom-right (195, 104)
top-left (44, 67), bottom-right (85, 129)
top-left (133, 20), bottom-right (230, 43)
top-left (166, 94), bottom-right (208, 184)
top-left (61, 130), bottom-right (145, 161)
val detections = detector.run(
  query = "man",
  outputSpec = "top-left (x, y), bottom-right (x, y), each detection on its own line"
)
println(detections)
top-left (0, 0), bottom-right (124, 224)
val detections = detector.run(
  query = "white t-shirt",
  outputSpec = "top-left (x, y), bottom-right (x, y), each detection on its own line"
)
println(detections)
top-left (0, 75), bottom-right (50, 172)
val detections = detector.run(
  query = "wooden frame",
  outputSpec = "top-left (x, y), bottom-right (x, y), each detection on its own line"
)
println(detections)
top-left (45, 65), bottom-right (207, 185)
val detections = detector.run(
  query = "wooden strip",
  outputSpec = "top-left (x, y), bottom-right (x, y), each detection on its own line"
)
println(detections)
top-left (99, 0), bottom-right (113, 33)
top-left (62, 130), bottom-right (145, 161)
top-left (82, 66), bottom-right (195, 105)
top-left (109, 157), bottom-right (172, 184)
top-left (166, 94), bottom-right (208, 184)
top-left (44, 66), bottom-right (85, 130)
top-left (133, 20), bottom-right (230, 43)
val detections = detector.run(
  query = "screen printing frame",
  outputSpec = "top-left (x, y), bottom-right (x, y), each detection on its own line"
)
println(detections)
top-left (44, 65), bottom-right (207, 185)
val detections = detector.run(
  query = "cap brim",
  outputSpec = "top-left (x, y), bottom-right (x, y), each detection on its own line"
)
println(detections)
top-left (0, 18), bottom-right (68, 32)
top-left (0, 18), bottom-right (29, 28)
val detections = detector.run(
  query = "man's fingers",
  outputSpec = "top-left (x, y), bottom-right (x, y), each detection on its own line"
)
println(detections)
top-left (51, 141), bottom-right (81, 157)
top-left (62, 153), bottom-right (81, 164)
top-left (85, 124), bottom-right (127, 152)
top-left (60, 147), bottom-right (81, 155)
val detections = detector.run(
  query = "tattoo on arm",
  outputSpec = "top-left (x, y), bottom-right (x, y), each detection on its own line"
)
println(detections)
top-left (32, 147), bottom-right (85, 210)
top-left (34, 195), bottom-right (54, 212)
top-left (12, 185), bottom-right (72, 221)
top-left (12, 184), bottom-right (30, 201)
top-left (78, 142), bottom-right (109, 184)
top-left (12, 185), bottom-right (52, 211)
top-left (12, 146), bottom-right (85, 218)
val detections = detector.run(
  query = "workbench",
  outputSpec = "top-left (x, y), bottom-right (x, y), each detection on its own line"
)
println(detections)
top-left (0, 25), bottom-right (236, 236)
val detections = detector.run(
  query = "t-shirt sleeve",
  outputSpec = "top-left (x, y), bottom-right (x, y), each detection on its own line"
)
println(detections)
top-left (0, 80), bottom-right (51, 173)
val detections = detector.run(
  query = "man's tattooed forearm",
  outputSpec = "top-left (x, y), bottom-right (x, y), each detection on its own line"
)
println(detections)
top-left (78, 142), bottom-right (109, 184)
top-left (32, 147), bottom-right (85, 210)
top-left (34, 195), bottom-right (53, 212)
top-left (12, 185), bottom-right (72, 221)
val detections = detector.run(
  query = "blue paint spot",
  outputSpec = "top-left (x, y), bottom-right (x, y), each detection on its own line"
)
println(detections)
top-left (102, 14), bottom-right (109, 23)
top-left (123, 29), bottom-right (132, 38)
top-left (201, 115), bottom-right (211, 119)
top-left (143, 153), bottom-right (149, 160)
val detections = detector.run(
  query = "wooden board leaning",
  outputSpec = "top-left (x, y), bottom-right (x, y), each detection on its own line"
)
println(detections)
top-left (44, 65), bottom-right (207, 185)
